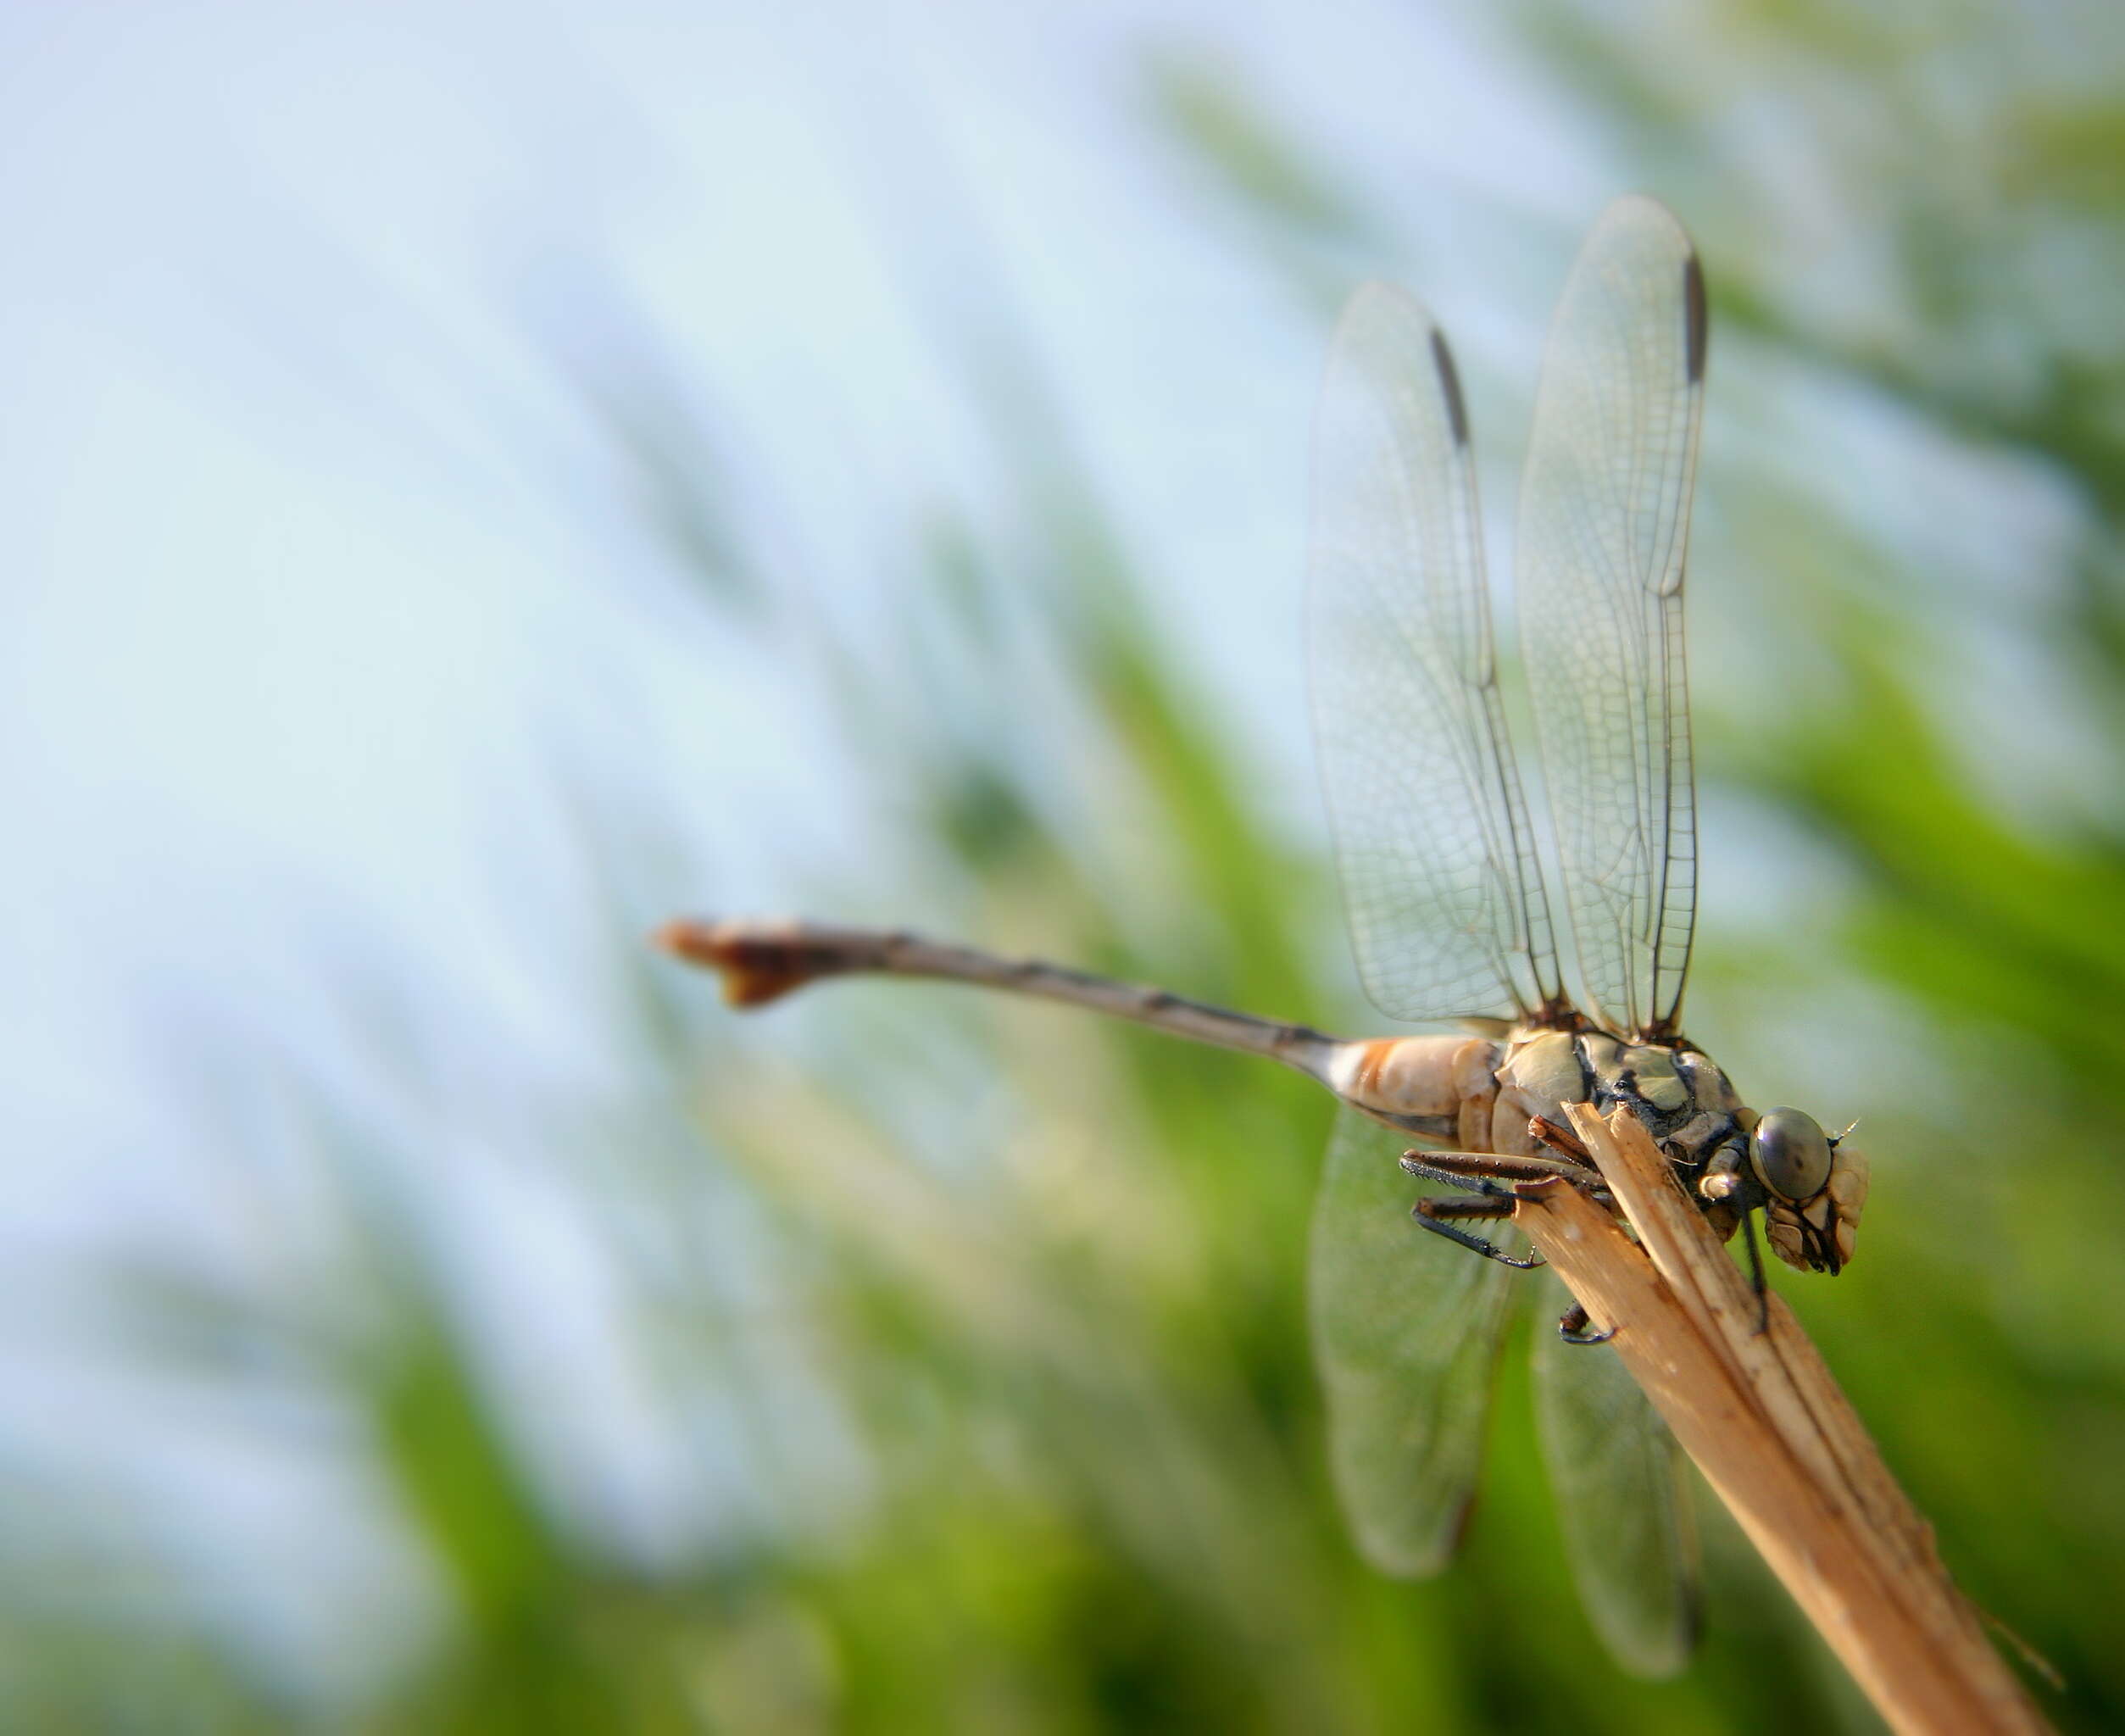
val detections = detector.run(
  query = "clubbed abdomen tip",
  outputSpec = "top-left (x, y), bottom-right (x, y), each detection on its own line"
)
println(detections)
top-left (654, 917), bottom-right (836, 1008)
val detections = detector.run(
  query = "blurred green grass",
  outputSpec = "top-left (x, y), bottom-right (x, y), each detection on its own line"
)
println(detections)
top-left (18, 6), bottom-right (2125, 1732)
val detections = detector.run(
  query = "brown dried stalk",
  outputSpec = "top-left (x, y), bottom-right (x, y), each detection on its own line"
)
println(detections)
top-left (1515, 1104), bottom-right (2050, 1736)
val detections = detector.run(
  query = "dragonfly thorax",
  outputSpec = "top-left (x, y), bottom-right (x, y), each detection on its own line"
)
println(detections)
top-left (1326, 1026), bottom-right (1866, 1276)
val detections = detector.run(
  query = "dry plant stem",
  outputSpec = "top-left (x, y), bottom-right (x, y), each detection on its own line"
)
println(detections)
top-left (1516, 1106), bottom-right (2049, 1736)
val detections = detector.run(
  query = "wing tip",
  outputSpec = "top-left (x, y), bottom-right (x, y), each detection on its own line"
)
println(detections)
top-left (1586, 194), bottom-right (1709, 386)
top-left (1337, 277), bottom-right (1421, 337)
top-left (1346, 1499), bottom-right (1471, 1582)
top-left (1682, 253), bottom-right (1709, 384)
top-left (1427, 326), bottom-right (1471, 447)
top-left (1599, 1578), bottom-right (1701, 1681)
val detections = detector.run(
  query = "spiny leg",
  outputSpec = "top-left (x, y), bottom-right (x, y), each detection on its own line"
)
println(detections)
top-left (1404, 1143), bottom-right (1619, 1333)
top-left (1555, 1301), bottom-right (1615, 1346)
top-left (1398, 1153), bottom-right (1518, 1197)
top-left (1403, 1150), bottom-right (1616, 1230)
top-left (1400, 1149), bottom-right (1603, 1191)
top-left (1529, 1114), bottom-right (1592, 1164)
top-left (1410, 1194), bottom-right (1542, 1270)
top-left (1742, 1208), bottom-right (1771, 1334)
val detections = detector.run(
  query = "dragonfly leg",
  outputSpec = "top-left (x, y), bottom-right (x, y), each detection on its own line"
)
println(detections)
top-left (1529, 1114), bottom-right (1592, 1163)
top-left (1556, 1301), bottom-right (1615, 1346)
top-left (1410, 1196), bottom-right (1543, 1268)
top-left (1420, 1197), bottom-right (1516, 1221)
top-left (1399, 1154), bottom-right (1517, 1198)
top-left (1741, 1209), bottom-right (1771, 1334)
top-left (1402, 1149), bottom-right (1597, 1190)
top-left (1403, 1151), bottom-right (1617, 1241)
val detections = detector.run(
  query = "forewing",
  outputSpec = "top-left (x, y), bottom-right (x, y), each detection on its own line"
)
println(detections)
top-left (1529, 1270), bottom-right (1699, 1677)
top-left (1310, 282), bottom-right (1560, 1024)
top-left (1516, 197), bottom-right (1706, 1038)
top-left (1310, 1106), bottom-right (1521, 1576)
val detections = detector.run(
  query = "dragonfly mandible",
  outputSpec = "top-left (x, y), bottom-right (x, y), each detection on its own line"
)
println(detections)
top-left (660, 196), bottom-right (1868, 1677)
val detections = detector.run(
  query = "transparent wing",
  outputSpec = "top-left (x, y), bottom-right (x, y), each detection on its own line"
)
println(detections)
top-left (1310, 282), bottom-right (1560, 1024)
top-left (1529, 1269), bottom-right (1699, 1677)
top-left (1309, 1106), bottom-right (1521, 1575)
top-left (1517, 196), bottom-right (1706, 1039)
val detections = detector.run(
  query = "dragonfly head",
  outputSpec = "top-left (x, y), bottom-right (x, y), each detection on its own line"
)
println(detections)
top-left (1750, 1107), bottom-right (1868, 1275)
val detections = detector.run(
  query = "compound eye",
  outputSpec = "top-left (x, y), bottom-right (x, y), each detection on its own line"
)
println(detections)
top-left (1750, 1107), bottom-right (1833, 1202)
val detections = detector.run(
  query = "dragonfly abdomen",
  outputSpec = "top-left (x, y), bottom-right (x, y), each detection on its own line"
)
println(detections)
top-left (1326, 1033), bottom-right (1510, 1151)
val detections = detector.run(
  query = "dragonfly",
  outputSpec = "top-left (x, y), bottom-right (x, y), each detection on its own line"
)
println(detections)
top-left (659, 196), bottom-right (1869, 1677)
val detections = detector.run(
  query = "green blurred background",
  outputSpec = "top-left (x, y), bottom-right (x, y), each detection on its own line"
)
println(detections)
top-left (4, 2), bottom-right (2123, 1730)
